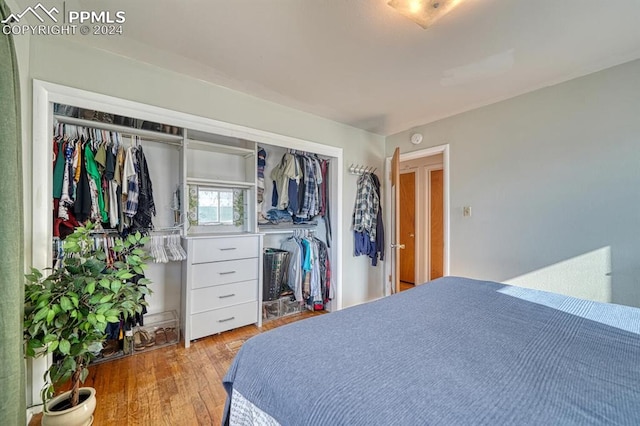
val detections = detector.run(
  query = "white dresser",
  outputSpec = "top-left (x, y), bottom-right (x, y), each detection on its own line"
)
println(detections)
top-left (182, 233), bottom-right (263, 348)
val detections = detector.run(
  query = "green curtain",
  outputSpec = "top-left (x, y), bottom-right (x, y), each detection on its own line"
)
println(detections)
top-left (0, 1), bottom-right (26, 424)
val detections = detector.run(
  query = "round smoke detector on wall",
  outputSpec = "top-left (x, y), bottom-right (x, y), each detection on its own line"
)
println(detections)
top-left (410, 133), bottom-right (423, 145)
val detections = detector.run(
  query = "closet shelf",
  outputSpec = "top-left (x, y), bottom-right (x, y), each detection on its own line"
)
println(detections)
top-left (187, 139), bottom-right (255, 157)
top-left (54, 115), bottom-right (184, 144)
top-left (259, 224), bottom-right (318, 234)
top-left (186, 177), bottom-right (256, 188)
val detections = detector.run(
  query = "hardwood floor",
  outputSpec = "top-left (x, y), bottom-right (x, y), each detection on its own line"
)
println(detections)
top-left (400, 281), bottom-right (415, 292)
top-left (29, 311), bottom-right (323, 426)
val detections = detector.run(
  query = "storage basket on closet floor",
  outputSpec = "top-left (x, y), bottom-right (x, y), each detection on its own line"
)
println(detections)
top-left (262, 295), bottom-right (303, 321)
top-left (263, 248), bottom-right (290, 301)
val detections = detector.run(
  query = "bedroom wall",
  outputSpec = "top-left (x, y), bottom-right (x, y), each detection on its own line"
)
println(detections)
top-left (386, 58), bottom-right (640, 307)
top-left (24, 36), bottom-right (386, 308)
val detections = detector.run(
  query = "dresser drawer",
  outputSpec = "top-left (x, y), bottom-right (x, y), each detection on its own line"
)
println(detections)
top-left (189, 301), bottom-right (258, 340)
top-left (192, 258), bottom-right (259, 289)
top-left (191, 236), bottom-right (260, 263)
top-left (191, 280), bottom-right (257, 314)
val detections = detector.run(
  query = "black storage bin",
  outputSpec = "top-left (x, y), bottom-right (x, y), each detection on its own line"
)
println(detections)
top-left (263, 248), bottom-right (290, 301)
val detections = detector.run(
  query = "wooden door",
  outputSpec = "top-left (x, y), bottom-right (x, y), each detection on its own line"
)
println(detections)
top-left (391, 148), bottom-right (401, 294)
top-left (399, 172), bottom-right (415, 284)
top-left (430, 169), bottom-right (444, 279)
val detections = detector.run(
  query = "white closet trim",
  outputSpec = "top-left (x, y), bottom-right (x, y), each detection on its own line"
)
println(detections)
top-left (31, 79), bottom-right (344, 405)
top-left (32, 79), bottom-right (343, 309)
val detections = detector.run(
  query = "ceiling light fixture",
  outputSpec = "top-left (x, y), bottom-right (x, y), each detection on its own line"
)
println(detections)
top-left (387, 0), bottom-right (464, 29)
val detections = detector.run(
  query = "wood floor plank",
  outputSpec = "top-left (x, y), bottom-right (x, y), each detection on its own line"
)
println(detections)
top-left (29, 310), bottom-right (323, 426)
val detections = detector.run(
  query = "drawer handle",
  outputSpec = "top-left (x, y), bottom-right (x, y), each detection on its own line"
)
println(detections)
top-left (219, 293), bottom-right (236, 299)
top-left (219, 247), bottom-right (237, 251)
top-left (219, 271), bottom-right (236, 275)
top-left (218, 316), bottom-right (235, 323)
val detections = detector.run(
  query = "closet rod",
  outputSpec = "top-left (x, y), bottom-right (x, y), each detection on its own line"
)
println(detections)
top-left (53, 115), bottom-right (184, 146)
top-left (149, 225), bottom-right (184, 233)
top-left (88, 225), bottom-right (184, 235)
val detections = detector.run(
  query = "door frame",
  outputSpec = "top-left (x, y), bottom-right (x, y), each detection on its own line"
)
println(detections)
top-left (425, 165), bottom-right (444, 282)
top-left (384, 144), bottom-right (450, 296)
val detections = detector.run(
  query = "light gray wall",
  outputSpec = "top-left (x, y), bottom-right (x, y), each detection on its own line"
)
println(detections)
top-left (25, 37), bottom-right (386, 308)
top-left (386, 59), bottom-right (640, 307)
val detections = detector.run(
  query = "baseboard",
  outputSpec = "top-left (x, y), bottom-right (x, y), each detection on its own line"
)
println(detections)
top-left (347, 295), bottom-right (383, 308)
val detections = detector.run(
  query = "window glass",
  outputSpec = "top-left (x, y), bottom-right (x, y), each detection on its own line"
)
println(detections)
top-left (197, 188), bottom-right (233, 225)
top-left (219, 191), bottom-right (233, 223)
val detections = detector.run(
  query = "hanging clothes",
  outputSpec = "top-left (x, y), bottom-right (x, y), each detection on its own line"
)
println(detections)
top-left (122, 146), bottom-right (139, 218)
top-left (73, 139), bottom-right (92, 223)
top-left (268, 151), bottom-right (330, 226)
top-left (280, 236), bottom-right (303, 302)
top-left (270, 152), bottom-right (301, 210)
top-left (58, 139), bottom-right (75, 221)
top-left (106, 145), bottom-right (119, 228)
top-left (353, 172), bottom-right (384, 266)
top-left (132, 145), bottom-right (156, 230)
top-left (52, 137), bottom-right (66, 198)
top-left (52, 123), bottom-right (158, 238)
top-left (352, 172), bottom-right (379, 240)
top-left (280, 231), bottom-right (331, 309)
top-left (322, 159), bottom-right (332, 247)
top-left (298, 155), bottom-right (319, 219)
top-left (85, 143), bottom-right (108, 223)
top-left (371, 173), bottom-right (385, 264)
top-left (315, 237), bottom-right (330, 302)
top-left (257, 147), bottom-right (266, 204)
top-left (115, 146), bottom-right (126, 232)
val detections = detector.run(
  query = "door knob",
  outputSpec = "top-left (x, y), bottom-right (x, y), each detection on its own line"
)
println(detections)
top-left (409, 234), bottom-right (414, 238)
top-left (390, 243), bottom-right (406, 249)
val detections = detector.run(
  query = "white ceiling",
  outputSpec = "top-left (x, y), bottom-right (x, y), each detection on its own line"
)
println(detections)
top-left (34, 0), bottom-right (640, 135)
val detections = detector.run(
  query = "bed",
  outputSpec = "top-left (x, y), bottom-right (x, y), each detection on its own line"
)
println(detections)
top-left (223, 276), bottom-right (640, 425)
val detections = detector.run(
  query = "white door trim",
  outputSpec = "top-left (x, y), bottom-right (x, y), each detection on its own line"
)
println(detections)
top-left (384, 144), bottom-right (450, 296)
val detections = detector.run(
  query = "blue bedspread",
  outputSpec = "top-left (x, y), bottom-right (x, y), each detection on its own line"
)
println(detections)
top-left (223, 277), bottom-right (640, 425)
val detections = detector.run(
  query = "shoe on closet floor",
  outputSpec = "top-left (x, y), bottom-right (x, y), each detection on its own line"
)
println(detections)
top-left (133, 331), bottom-right (145, 351)
top-left (102, 339), bottom-right (119, 357)
top-left (155, 328), bottom-right (167, 345)
top-left (164, 328), bottom-right (178, 343)
top-left (133, 329), bottom-right (155, 350)
top-left (142, 329), bottom-right (155, 347)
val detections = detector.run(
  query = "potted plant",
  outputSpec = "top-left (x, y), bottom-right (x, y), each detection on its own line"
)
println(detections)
top-left (24, 222), bottom-right (151, 425)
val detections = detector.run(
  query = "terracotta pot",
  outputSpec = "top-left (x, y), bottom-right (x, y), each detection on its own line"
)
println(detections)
top-left (42, 387), bottom-right (96, 426)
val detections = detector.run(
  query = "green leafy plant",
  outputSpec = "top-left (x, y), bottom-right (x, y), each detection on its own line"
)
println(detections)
top-left (24, 222), bottom-right (151, 409)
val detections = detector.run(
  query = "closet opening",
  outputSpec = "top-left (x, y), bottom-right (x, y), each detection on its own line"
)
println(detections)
top-left (51, 102), bottom-right (185, 363)
top-left (34, 81), bottom-right (343, 360)
top-left (257, 145), bottom-right (335, 321)
top-left (50, 105), bottom-right (342, 348)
